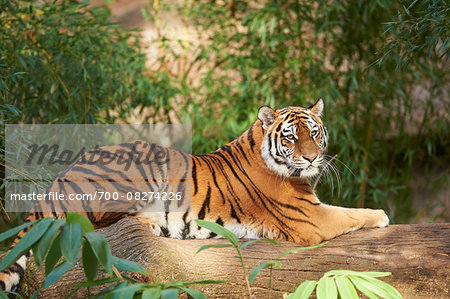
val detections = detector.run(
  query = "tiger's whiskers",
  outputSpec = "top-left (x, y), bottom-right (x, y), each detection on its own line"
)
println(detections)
top-left (313, 154), bottom-right (338, 192)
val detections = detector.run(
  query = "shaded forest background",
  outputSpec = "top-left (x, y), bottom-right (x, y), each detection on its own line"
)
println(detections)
top-left (1, 0), bottom-right (449, 236)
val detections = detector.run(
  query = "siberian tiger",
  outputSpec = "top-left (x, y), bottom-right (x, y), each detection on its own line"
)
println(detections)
top-left (0, 99), bottom-right (389, 292)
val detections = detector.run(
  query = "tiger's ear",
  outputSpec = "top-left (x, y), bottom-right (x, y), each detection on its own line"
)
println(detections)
top-left (258, 106), bottom-right (276, 129)
top-left (308, 98), bottom-right (324, 117)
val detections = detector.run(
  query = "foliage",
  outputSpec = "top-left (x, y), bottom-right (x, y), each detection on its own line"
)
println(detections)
top-left (376, 0), bottom-right (449, 68)
top-left (196, 220), bottom-right (402, 299)
top-left (196, 219), bottom-right (281, 298)
top-left (286, 270), bottom-right (402, 299)
top-left (0, 0), bottom-right (168, 124)
top-left (144, 0), bottom-right (449, 223)
top-left (0, 214), bottom-right (221, 298)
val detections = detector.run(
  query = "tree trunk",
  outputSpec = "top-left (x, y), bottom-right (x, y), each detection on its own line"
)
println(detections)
top-left (21, 217), bottom-right (449, 298)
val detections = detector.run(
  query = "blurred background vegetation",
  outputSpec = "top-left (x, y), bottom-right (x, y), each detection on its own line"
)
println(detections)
top-left (1, 0), bottom-right (449, 240)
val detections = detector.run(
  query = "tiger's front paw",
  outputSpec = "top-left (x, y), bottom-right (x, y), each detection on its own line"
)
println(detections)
top-left (369, 209), bottom-right (389, 228)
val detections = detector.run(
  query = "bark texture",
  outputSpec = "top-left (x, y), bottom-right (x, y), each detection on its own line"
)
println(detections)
top-left (21, 218), bottom-right (449, 298)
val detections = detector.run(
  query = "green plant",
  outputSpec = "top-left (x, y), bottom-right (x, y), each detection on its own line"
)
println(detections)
top-left (195, 219), bottom-right (280, 298)
top-left (0, 214), bottom-right (222, 298)
top-left (0, 0), bottom-right (171, 124)
top-left (376, 0), bottom-right (449, 68)
top-left (286, 270), bottom-right (403, 299)
top-left (196, 219), bottom-right (325, 298)
top-left (196, 219), bottom-right (403, 299)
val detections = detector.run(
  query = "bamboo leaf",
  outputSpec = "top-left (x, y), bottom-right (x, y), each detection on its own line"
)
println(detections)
top-left (0, 218), bottom-right (53, 271)
top-left (316, 276), bottom-right (337, 299)
top-left (335, 276), bottom-right (358, 299)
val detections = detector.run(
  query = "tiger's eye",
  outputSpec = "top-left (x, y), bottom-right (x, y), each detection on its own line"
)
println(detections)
top-left (286, 134), bottom-right (295, 140)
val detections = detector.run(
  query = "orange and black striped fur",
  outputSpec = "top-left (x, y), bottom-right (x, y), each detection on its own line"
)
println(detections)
top-left (1, 99), bottom-right (389, 291)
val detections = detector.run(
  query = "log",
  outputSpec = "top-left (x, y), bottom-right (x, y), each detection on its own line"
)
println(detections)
top-left (20, 218), bottom-right (449, 298)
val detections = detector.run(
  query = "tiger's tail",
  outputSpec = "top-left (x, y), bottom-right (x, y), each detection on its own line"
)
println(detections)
top-left (0, 226), bottom-right (32, 292)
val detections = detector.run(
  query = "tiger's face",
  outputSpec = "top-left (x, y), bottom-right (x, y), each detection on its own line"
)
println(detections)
top-left (258, 99), bottom-right (328, 178)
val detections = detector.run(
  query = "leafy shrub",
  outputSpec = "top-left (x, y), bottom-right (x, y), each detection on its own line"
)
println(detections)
top-left (0, 214), bottom-right (220, 298)
top-left (0, 0), bottom-right (172, 124)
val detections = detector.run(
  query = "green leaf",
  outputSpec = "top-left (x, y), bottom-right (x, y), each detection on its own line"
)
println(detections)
top-left (32, 219), bottom-right (65, 268)
top-left (0, 219), bottom-right (39, 243)
top-left (161, 289), bottom-right (179, 299)
top-left (70, 277), bottom-right (122, 292)
top-left (238, 238), bottom-right (280, 249)
top-left (335, 276), bottom-right (358, 299)
top-left (0, 290), bottom-right (8, 299)
top-left (84, 232), bottom-right (112, 275)
top-left (326, 270), bottom-right (391, 278)
top-left (0, 218), bottom-right (53, 271)
top-left (141, 288), bottom-right (162, 299)
top-left (249, 262), bottom-right (277, 286)
top-left (182, 280), bottom-right (230, 285)
top-left (249, 260), bottom-right (281, 287)
top-left (316, 276), bottom-right (337, 299)
top-left (276, 242), bottom-right (327, 260)
top-left (180, 287), bottom-right (207, 299)
top-left (112, 256), bottom-right (147, 275)
top-left (179, 287), bottom-right (207, 299)
top-left (360, 276), bottom-right (403, 299)
top-left (349, 276), bottom-right (399, 299)
top-left (82, 240), bottom-right (98, 281)
top-left (45, 234), bottom-right (62, 275)
top-left (42, 261), bottom-right (73, 288)
top-left (348, 276), bottom-right (379, 299)
top-left (104, 283), bottom-right (141, 299)
top-left (60, 222), bottom-right (82, 265)
top-left (195, 220), bottom-right (238, 246)
top-left (66, 213), bottom-right (95, 234)
top-left (288, 280), bottom-right (317, 299)
top-left (196, 243), bottom-right (233, 254)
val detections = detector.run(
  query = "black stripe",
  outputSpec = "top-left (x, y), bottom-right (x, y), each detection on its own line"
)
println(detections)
top-left (295, 197), bottom-right (320, 205)
top-left (234, 139), bottom-right (251, 165)
top-left (198, 185), bottom-right (211, 220)
top-left (247, 124), bottom-right (256, 152)
top-left (160, 226), bottom-right (170, 237)
top-left (274, 201), bottom-right (309, 217)
top-left (192, 157), bottom-right (198, 196)
top-left (207, 155), bottom-right (245, 214)
top-left (6, 262), bottom-right (25, 278)
top-left (202, 156), bottom-right (226, 205)
top-left (214, 152), bottom-right (257, 204)
top-left (181, 211), bottom-right (190, 239)
top-left (230, 203), bottom-right (241, 223)
top-left (275, 122), bottom-right (283, 132)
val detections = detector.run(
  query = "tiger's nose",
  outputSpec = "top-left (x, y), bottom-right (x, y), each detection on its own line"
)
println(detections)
top-left (302, 154), bottom-right (317, 162)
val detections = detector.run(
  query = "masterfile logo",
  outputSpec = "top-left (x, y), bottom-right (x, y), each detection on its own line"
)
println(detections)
top-left (5, 124), bottom-right (192, 213)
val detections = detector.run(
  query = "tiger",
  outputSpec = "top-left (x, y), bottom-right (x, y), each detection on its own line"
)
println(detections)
top-left (0, 99), bottom-right (389, 292)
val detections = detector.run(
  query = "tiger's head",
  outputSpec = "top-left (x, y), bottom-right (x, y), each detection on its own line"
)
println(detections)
top-left (258, 99), bottom-right (328, 178)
